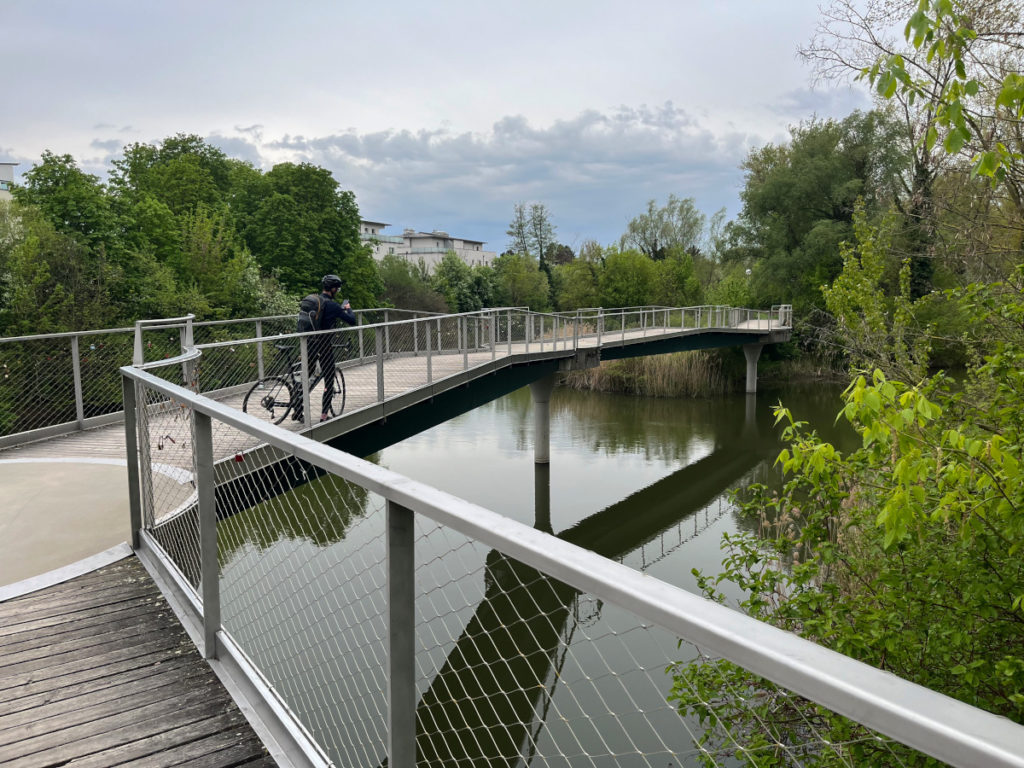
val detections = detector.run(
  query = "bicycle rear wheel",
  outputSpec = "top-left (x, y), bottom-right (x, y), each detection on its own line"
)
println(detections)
top-left (242, 376), bottom-right (295, 425)
top-left (325, 369), bottom-right (346, 417)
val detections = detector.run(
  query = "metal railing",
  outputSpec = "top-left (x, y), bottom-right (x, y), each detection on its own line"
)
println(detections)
top-left (1, 305), bottom-right (792, 448)
top-left (121, 356), bottom-right (1024, 768)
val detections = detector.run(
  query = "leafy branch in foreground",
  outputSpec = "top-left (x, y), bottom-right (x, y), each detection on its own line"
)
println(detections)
top-left (668, 353), bottom-right (1024, 764)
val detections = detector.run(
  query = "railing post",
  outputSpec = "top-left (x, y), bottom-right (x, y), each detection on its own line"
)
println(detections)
top-left (426, 322), bottom-right (433, 383)
top-left (386, 500), bottom-right (416, 768)
top-left (133, 321), bottom-right (144, 366)
top-left (358, 314), bottom-right (365, 361)
top-left (490, 311), bottom-right (496, 362)
top-left (299, 336), bottom-right (312, 429)
top-left (437, 318), bottom-right (443, 355)
top-left (71, 336), bottom-right (85, 429)
top-left (256, 319), bottom-right (265, 381)
top-left (597, 309), bottom-right (603, 346)
top-left (413, 313), bottom-right (419, 356)
top-left (376, 327), bottom-right (385, 402)
top-left (540, 315), bottom-right (545, 352)
top-left (195, 410), bottom-right (220, 660)
top-left (121, 375), bottom-right (142, 550)
top-left (180, 318), bottom-right (196, 392)
top-left (384, 310), bottom-right (391, 358)
top-left (461, 317), bottom-right (469, 370)
top-left (507, 310), bottom-right (512, 356)
top-left (526, 314), bottom-right (531, 354)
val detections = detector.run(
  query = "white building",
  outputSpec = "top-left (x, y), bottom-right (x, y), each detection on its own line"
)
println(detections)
top-left (0, 163), bottom-right (16, 201)
top-left (361, 220), bottom-right (496, 271)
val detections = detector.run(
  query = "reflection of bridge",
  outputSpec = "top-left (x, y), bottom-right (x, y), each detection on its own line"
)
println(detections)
top-left (410, 421), bottom-right (773, 766)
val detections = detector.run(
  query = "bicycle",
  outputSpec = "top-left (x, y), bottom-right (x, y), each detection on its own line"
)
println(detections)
top-left (242, 337), bottom-right (352, 425)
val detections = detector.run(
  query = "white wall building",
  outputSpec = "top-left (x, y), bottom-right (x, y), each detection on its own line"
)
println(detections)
top-left (361, 220), bottom-right (496, 271)
top-left (0, 163), bottom-right (16, 201)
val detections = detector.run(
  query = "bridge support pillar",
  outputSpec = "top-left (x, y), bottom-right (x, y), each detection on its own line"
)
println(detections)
top-left (743, 343), bottom-right (763, 394)
top-left (530, 374), bottom-right (556, 464)
top-left (534, 463), bottom-right (552, 533)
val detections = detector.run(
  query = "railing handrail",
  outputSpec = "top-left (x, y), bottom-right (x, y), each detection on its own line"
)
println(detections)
top-left (120, 363), bottom-right (1024, 768)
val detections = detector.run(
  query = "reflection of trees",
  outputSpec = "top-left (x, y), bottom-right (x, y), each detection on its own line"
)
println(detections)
top-left (152, 454), bottom-right (376, 587)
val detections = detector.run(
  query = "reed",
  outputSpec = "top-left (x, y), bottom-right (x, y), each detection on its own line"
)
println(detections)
top-left (560, 350), bottom-right (727, 399)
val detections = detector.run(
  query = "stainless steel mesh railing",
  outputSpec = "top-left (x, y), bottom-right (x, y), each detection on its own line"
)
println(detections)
top-left (2, 304), bottom-right (792, 449)
top-left (122, 360), bottom-right (1024, 768)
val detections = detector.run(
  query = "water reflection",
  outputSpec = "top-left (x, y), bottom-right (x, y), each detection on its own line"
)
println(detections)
top-left (214, 381), bottom-right (855, 766)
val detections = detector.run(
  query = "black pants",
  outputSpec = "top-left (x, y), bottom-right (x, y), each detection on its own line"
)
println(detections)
top-left (294, 339), bottom-right (336, 419)
top-left (311, 338), bottom-right (337, 416)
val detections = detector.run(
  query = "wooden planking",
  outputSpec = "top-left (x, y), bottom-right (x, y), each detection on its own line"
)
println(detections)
top-left (0, 557), bottom-right (275, 768)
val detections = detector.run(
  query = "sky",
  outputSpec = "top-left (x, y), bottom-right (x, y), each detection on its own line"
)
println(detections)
top-left (5, 0), bottom-right (871, 253)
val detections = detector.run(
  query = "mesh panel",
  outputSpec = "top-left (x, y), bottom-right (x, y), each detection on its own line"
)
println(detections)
top-left (127, 368), bottom-right (933, 766)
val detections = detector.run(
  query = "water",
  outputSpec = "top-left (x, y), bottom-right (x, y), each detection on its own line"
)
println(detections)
top-left (216, 380), bottom-right (856, 766)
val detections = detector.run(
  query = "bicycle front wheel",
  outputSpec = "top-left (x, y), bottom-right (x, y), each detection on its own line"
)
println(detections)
top-left (242, 376), bottom-right (295, 425)
top-left (326, 369), bottom-right (346, 417)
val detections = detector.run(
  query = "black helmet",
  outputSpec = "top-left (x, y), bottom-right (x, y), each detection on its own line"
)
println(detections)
top-left (321, 274), bottom-right (343, 291)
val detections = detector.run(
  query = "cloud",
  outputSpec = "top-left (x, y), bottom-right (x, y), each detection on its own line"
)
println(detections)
top-left (768, 86), bottom-right (873, 123)
top-left (90, 138), bottom-right (123, 152)
top-left (255, 103), bottom-right (762, 248)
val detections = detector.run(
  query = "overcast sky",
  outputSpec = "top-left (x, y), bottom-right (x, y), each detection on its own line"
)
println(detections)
top-left (6, 0), bottom-right (871, 251)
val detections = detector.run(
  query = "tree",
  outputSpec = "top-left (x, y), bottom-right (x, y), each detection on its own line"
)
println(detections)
top-left (14, 151), bottom-right (119, 255)
top-left (528, 203), bottom-right (556, 268)
top-left (492, 252), bottom-right (550, 309)
top-left (548, 243), bottom-right (574, 265)
top-left (506, 202), bottom-right (531, 257)
top-left (432, 251), bottom-right (481, 312)
top-left (378, 254), bottom-right (449, 312)
top-left (239, 162), bottom-right (378, 303)
top-left (621, 195), bottom-right (705, 260)
top-left (599, 249), bottom-right (656, 308)
top-left (726, 110), bottom-right (911, 311)
top-left (554, 257), bottom-right (601, 310)
top-left (653, 247), bottom-right (703, 307)
top-left (0, 202), bottom-right (119, 334)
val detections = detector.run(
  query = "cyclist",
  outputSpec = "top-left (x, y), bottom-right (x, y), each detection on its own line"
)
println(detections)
top-left (296, 274), bottom-right (357, 421)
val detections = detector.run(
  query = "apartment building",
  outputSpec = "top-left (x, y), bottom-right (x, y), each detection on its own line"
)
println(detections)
top-left (360, 220), bottom-right (496, 270)
top-left (0, 163), bottom-right (16, 201)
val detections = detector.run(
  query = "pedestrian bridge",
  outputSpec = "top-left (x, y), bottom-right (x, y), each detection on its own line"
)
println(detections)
top-left (2, 305), bottom-right (1023, 768)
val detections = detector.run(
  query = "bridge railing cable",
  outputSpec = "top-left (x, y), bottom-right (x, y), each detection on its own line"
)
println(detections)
top-left (2, 304), bottom-right (791, 450)
top-left (119, 361), bottom-right (1024, 768)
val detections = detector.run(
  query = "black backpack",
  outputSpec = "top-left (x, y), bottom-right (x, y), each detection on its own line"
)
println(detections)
top-left (297, 293), bottom-right (325, 332)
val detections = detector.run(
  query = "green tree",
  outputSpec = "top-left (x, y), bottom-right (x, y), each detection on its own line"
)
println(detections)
top-left (506, 202), bottom-right (531, 256)
top-left (727, 110), bottom-right (911, 312)
top-left (0, 202), bottom-right (118, 334)
top-left (653, 247), bottom-right (703, 307)
top-left (14, 151), bottom-right (119, 255)
top-left (599, 249), bottom-right (656, 307)
top-left (621, 195), bottom-right (705, 260)
top-left (378, 254), bottom-right (449, 312)
top-left (554, 257), bottom-right (601, 310)
top-left (493, 252), bottom-right (550, 309)
top-left (239, 162), bottom-right (378, 303)
top-left (528, 203), bottom-right (556, 268)
top-left (432, 251), bottom-right (480, 312)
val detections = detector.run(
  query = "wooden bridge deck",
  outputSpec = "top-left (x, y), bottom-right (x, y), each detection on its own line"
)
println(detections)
top-left (0, 556), bottom-right (276, 768)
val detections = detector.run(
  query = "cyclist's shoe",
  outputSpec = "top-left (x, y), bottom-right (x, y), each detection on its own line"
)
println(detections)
top-left (320, 412), bottom-right (330, 422)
